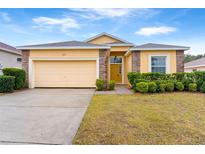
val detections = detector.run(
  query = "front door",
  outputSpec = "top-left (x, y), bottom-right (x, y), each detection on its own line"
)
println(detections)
top-left (110, 56), bottom-right (122, 83)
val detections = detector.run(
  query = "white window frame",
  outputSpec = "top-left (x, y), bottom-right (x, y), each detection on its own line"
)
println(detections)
top-left (148, 54), bottom-right (170, 74)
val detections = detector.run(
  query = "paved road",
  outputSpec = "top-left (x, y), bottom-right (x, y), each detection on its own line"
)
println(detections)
top-left (0, 89), bottom-right (94, 145)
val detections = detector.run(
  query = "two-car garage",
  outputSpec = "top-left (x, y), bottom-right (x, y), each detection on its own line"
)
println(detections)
top-left (33, 60), bottom-right (97, 88)
top-left (25, 48), bottom-right (101, 88)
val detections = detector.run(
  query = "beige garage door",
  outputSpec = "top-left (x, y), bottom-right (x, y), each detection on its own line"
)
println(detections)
top-left (34, 60), bottom-right (97, 87)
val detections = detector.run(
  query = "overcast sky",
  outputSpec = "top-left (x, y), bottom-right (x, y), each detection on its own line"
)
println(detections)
top-left (0, 8), bottom-right (204, 55)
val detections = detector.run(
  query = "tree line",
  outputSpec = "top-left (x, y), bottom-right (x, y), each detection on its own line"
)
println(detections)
top-left (184, 53), bottom-right (205, 63)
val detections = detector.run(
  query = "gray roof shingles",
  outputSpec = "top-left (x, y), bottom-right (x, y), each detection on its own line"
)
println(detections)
top-left (0, 42), bottom-right (21, 55)
top-left (185, 57), bottom-right (205, 67)
top-left (17, 41), bottom-right (109, 49)
top-left (131, 43), bottom-right (189, 50)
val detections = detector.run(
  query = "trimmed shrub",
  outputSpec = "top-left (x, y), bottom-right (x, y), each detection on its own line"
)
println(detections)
top-left (173, 72), bottom-right (186, 81)
top-left (166, 82), bottom-right (174, 92)
top-left (194, 71), bottom-right (205, 91)
top-left (127, 72), bottom-right (141, 87)
top-left (135, 79), bottom-right (149, 83)
top-left (194, 71), bottom-right (205, 80)
top-left (96, 79), bottom-right (105, 91)
top-left (200, 82), bottom-right (205, 93)
top-left (141, 72), bottom-right (167, 80)
top-left (189, 83), bottom-right (197, 92)
top-left (196, 79), bottom-right (204, 91)
top-left (135, 82), bottom-right (148, 93)
top-left (175, 82), bottom-right (184, 91)
top-left (159, 83), bottom-right (166, 93)
top-left (182, 78), bottom-right (195, 90)
top-left (2, 68), bottom-right (26, 90)
top-left (108, 80), bottom-right (116, 90)
top-left (148, 82), bottom-right (157, 93)
top-left (0, 76), bottom-right (15, 93)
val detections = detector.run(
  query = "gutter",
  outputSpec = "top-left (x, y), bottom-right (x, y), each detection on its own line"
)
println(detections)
top-left (125, 47), bottom-right (190, 57)
top-left (16, 46), bottom-right (111, 50)
top-left (129, 47), bottom-right (190, 51)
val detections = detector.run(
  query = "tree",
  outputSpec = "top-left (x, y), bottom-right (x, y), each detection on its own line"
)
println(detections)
top-left (184, 53), bottom-right (205, 63)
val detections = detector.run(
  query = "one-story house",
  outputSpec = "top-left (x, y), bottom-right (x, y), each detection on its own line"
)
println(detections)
top-left (0, 42), bottom-right (22, 74)
top-left (184, 57), bottom-right (205, 72)
top-left (17, 32), bottom-right (189, 88)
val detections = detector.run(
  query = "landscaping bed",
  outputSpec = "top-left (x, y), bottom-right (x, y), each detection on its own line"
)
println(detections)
top-left (73, 93), bottom-right (205, 144)
top-left (128, 72), bottom-right (205, 93)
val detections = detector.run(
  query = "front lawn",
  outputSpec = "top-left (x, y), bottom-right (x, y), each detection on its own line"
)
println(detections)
top-left (73, 93), bottom-right (205, 144)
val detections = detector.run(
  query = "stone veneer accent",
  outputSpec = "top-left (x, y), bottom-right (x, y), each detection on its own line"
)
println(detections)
top-left (176, 50), bottom-right (184, 72)
top-left (22, 50), bottom-right (30, 87)
top-left (99, 49), bottom-right (109, 83)
top-left (132, 51), bottom-right (141, 72)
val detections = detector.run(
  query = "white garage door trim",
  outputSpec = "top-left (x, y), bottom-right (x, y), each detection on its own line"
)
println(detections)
top-left (29, 57), bottom-right (99, 88)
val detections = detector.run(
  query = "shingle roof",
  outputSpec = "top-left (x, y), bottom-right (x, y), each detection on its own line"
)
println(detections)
top-left (17, 41), bottom-right (110, 49)
top-left (0, 42), bottom-right (21, 55)
top-left (185, 57), bottom-right (205, 68)
top-left (130, 43), bottom-right (190, 50)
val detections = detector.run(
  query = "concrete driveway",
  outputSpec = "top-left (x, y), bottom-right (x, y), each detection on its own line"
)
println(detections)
top-left (0, 89), bottom-right (94, 145)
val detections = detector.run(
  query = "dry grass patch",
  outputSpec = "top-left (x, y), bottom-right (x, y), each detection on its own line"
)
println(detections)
top-left (73, 93), bottom-right (205, 144)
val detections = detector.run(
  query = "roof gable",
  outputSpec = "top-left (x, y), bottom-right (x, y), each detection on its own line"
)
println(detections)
top-left (85, 32), bottom-right (131, 44)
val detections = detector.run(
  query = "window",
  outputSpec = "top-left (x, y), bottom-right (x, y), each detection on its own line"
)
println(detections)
top-left (17, 58), bottom-right (22, 62)
top-left (151, 56), bottom-right (166, 73)
top-left (110, 56), bottom-right (122, 64)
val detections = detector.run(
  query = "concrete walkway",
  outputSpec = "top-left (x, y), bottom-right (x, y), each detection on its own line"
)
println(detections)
top-left (0, 89), bottom-right (94, 145)
top-left (95, 85), bottom-right (133, 95)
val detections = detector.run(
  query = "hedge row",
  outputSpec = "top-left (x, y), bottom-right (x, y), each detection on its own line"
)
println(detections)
top-left (0, 76), bottom-right (15, 93)
top-left (128, 72), bottom-right (205, 93)
top-left (0, 68), bottom-right (26, 93)
top-left (3, 68), bottom-right (26, 90)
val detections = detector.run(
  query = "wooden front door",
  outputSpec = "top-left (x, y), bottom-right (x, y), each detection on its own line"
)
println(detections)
top-left (110, 56), bottom-right (122, 83)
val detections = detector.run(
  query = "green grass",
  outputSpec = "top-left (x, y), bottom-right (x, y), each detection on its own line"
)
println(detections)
top-left (73, 92), bottom-right (205, 144)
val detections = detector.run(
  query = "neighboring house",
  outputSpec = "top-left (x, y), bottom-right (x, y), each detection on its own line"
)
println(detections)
top-left (17, 32), bottom-right (189, 88)
top-left (184, 57), bottom-right (205, 72)
top-left (0, 42), bottom-right (22, 75)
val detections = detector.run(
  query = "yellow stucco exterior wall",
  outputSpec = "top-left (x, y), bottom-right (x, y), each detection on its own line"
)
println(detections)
top-left (88, 35), bottom-right (120, 44)
top-left (140, 50), bottom-right (177, 73)
top-left (30, 49), bottom-right (99, 58)
top-left (124, 54), bottom-right (132, 84)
